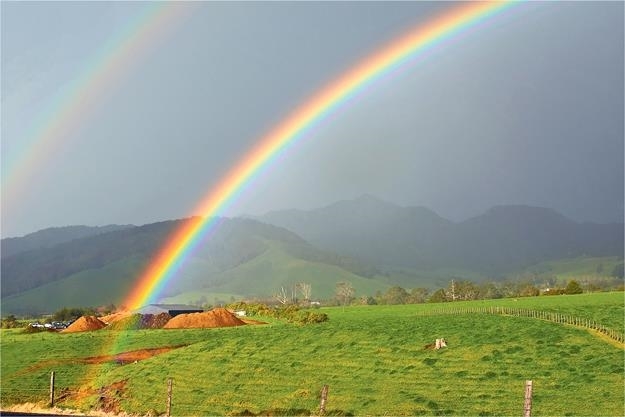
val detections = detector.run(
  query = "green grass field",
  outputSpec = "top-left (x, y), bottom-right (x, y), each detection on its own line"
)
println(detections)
top-left (523, 256), bottom-right (623, 283)
top-left (1, 293), bottom-right (623, 416)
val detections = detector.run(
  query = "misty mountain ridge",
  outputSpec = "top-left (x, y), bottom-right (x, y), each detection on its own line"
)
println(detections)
top-left (257, 195), bottom-right (623, 275)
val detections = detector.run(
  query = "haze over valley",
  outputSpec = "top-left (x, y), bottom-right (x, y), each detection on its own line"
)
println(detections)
top-left (2, 196), bottom-right (622, 315)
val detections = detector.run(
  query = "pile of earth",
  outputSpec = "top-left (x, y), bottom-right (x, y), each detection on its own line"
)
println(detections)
top-left (61, 316), bottom-right (106, 333)
top-left (163, 307), bottom-right (246, 329)
top-left (106, 313), bottom-right (172, 330)
top-left (99, 311), bottom-right (132, 324)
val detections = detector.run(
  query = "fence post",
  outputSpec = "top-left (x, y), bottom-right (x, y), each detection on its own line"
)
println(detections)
top-left (166, 377), bottom-right (173, 417)
top-left (49, 371), bottom-right (55, 407)
top-left (319, 384), bottom-right (329, 414)
top-left (523, 380), bottom-right (533, 417)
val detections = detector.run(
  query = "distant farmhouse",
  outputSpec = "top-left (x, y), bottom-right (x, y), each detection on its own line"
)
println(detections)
top-left (134, 304), bottom-right (203, 317)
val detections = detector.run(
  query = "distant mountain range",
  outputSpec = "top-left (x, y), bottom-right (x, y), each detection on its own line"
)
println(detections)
top-left (258, 195), bottom-right (623, 275)
top-left (1, 196), bottom-right (622, 315)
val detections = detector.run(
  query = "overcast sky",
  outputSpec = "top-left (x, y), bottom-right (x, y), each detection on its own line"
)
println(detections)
top-left (2, 1), bottom-right (623, 238)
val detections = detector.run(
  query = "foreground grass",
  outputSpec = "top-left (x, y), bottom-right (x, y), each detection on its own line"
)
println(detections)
top-left (1, 294), bottom-right (623, 416)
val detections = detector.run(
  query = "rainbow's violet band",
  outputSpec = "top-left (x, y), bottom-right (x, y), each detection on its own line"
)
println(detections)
top-left (123, 1), bottom-right (516, 310)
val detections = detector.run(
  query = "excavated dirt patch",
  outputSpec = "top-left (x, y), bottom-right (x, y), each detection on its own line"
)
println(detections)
top-left (163, 307), bottom-right (246, 329)
top-left (82, 346), bottom-right (183, 365)
top-left (15, 346), bottom-right (185, 376)
top-left (61, 316), bottom-right (106, 333)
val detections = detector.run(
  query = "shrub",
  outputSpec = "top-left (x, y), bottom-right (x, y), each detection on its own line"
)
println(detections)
top-left (22, 325), bottom-right (45, 334)
top-left (565, 280), bottom-right (583, 295)
top-left (1, 315), bottom-right (24, 329)
top-left (295, 311), bottom-right (329, 324)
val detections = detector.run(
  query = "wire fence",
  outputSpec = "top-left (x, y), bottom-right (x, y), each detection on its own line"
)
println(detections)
top-left (1, 373), bottom-right (537, 417)
top-left (415, 306), bottom-right (625, 343)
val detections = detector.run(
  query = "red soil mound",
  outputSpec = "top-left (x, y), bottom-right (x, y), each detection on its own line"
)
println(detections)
top-left (61, 315), bottom-right (106, 333)
top-left (99, 311), bottom-right (132, 324)
top-left (163, 307), bottom-right (246, 329)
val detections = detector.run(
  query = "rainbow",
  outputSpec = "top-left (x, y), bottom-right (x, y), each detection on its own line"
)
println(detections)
top-left (1, 2), bottom-right (192, 208)
top-left (124, 1), bottom-right (516, 310)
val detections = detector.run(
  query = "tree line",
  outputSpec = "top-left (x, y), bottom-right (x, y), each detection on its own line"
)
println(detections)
top-left (334, 276), bottom-right (623, 306)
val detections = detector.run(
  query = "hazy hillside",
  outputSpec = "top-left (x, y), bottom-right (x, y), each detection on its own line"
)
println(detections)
top-left (258, 196), bottom-right (624, 276)
top-left (1, 224), bottom-right (134, 258)
top-left (1, 217), bottom-right (382, 315)
top-left (260, 194), bottom-right (455, 269)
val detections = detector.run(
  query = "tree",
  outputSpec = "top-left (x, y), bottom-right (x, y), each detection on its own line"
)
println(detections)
top-left (410, 287), bottom-right (430, 304)
top-left (519, 284), bottom-right (540, 297)
top-left (296, 282), bottom-right (312, 302)
top-left (273, 287), bottom-right (289, 305)
top-left (381, 286), bottom-right (410, 304)
top-left (565, 280), bottom-right (583, 295)
top-left (335, 282), bottom-right (354, 307)
top-left (429, 288), bottom-right (448, 303)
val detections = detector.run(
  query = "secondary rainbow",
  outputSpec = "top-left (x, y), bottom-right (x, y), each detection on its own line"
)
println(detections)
top-left (124, 1), bottom-right (516, 310)
top-left (2, 2), bottom-right (191, 208)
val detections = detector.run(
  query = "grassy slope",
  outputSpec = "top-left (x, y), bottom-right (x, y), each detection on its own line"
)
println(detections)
top-left (172, 243), bottom-right (389, 301)
top-left (1, 293), bottom-right (622, 416)
top-left (1, 241), bottom-right (389, 315)
top-left (428, 292), bottom-right (624, 330)
top-left (0, 256), bottom-right (146, 315)
top-left (522, 256), bottom-right (623, 281)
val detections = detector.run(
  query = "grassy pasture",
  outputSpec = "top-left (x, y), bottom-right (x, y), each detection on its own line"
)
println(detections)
top-left (523, 256), bottom-right (623, 282)
top-left (413, 291), bottom-right (624, 330)
top-left (1, 293), bottom-right (623, 416)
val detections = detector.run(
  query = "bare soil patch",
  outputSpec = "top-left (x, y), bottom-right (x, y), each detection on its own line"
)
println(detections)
top-left (99, 311), bottom-right (132, 324)
top-left (81, 346), bottom-right (182, 365)
top-left (163, 307), bottom-right (246, 329)
top-left (15, 346), bottom-right (185, 376)
top-left (61, 316), bottom-right (106, 333)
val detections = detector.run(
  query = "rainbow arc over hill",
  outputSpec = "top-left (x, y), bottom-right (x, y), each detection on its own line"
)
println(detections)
top-left (123, 1), bottom-right (516, 310)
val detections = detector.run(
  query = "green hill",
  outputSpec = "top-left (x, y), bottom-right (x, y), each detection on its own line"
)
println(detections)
top-left (163, 241), bottom-right (388, 304)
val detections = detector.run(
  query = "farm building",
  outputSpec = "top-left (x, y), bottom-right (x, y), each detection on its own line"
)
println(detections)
top-left (133, 304), bottom-right (203, 317)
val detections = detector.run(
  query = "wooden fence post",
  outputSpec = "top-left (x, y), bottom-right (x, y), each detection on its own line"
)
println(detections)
top-left (166, 377), bottom-right (173, 417)
top-left (319, 384), bottom-right (329, 414)
top-left (523, 380), bottom-right (533, 417)
top-left (49, 371), bottom-right (55, 407)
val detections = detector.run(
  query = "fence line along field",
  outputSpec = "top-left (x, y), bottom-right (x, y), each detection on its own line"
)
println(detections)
top-left (1, 292), bottom-right (623, 416)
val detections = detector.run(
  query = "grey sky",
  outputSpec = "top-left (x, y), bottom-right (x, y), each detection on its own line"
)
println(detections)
top-left (1, 1), bottom-right (623, 238)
